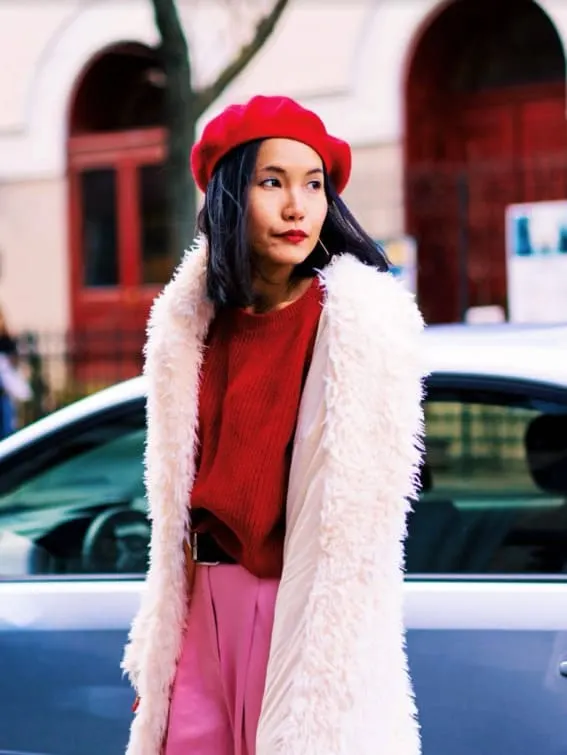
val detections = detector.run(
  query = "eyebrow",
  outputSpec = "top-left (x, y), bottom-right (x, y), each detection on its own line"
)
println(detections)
top-left (258, 164), bottom-right (324, 176)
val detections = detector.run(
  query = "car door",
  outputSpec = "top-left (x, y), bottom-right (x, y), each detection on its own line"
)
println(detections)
top-left (405, 375), bottom-right (567, 755)
top-left (0, 398), bottom-right (147, 755)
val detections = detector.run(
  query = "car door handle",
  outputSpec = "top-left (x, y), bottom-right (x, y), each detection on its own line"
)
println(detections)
top-left (559, 661), bottom-right (567, 678)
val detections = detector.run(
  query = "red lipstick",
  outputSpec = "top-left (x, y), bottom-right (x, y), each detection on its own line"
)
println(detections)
top-left (279, 230), bottom-right (307, 244)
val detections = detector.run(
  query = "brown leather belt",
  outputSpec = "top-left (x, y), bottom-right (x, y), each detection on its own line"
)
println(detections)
top-left (190, 531), bottom-right (237, 566)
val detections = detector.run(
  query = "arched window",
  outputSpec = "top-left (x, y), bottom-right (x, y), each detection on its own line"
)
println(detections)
top-left (68, 43), bottom-right (174, 369)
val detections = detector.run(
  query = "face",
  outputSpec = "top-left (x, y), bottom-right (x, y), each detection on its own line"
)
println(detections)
top-left (246, 138), bottom-right (328, 277)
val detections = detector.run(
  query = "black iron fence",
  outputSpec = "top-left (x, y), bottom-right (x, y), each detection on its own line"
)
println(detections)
top-left (12, 329), bottom-right (145, 428)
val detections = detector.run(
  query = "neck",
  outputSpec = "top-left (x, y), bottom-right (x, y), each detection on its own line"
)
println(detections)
top-left (248, 265), bottom-right (312, 314)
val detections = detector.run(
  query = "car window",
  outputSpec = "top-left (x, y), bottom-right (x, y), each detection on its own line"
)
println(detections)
top-left (406, 381), bottom-right (567, 576)
top-left (0, 401), bottom-right (149, 578)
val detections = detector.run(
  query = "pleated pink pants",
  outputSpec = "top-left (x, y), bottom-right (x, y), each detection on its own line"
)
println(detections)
top-left (164, 564), bottom-right (279, 755)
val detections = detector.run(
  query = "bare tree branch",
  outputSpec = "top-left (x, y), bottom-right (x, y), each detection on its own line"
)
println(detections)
top-left (196, 0), bottom-right (290, 116)
top-left (153, 0), bottom-right (190, 65)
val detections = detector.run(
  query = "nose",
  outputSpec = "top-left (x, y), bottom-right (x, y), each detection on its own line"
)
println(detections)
top-left (283, 190), bottom-right (306, 221)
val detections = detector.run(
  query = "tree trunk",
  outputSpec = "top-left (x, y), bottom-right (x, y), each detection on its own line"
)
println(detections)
top-left (152, 0), bottom-right (197, 261)
top-left (165, 89), bottom-right (197, 258)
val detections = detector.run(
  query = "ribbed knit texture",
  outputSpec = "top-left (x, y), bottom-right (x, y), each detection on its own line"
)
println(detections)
top-left (191, 277), bottom-right (323, 578)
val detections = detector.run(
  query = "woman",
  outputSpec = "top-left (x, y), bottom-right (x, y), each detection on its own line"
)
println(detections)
top-left (122, 95), bottom-right (426, 755)
top-left (0, 307), bottom-right (29, 437)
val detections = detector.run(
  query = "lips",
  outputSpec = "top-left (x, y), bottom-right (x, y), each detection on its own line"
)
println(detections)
top-left (279, 230), bottom-right (307, 243)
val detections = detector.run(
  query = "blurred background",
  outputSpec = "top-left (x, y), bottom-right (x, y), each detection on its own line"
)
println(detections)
top-left (1, 0), bottom-right (567, 432)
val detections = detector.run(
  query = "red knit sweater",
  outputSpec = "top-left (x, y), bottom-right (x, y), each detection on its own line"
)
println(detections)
top-left (190, 278), bottom-right (323, 578)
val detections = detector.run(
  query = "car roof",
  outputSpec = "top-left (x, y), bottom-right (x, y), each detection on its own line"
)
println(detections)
top-left (0, 376), bottom-right (146, 456)
top-left (423, 322), bottom-right (567, 384)
top-left (424, 321), bottom-right (567, 347)
top-left (0, 322), bottom-right (565, 455)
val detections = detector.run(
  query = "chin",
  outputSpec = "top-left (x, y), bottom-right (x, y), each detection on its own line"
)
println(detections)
top-left (268, 241), bottom-right (313, 267)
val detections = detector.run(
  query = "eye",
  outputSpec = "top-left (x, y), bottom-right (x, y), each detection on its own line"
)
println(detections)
top-left (260, 177), bottom-right (281, 188)
top-left (307, 179), bottom-right (323, 191)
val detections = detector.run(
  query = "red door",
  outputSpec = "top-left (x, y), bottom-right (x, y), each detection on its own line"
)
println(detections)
top-left (519, 96), bottom-right (567, 203)
top-left (68, 128), bottom-right (173, 380)
top-left (459, 88), bottom-right (567, 316)
top-left (457, 101), bottom-right (517, 313)
top-left (407, 86), bottom-right (567, 323)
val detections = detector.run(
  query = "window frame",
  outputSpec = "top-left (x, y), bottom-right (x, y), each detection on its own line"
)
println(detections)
top-left (0, 397), bottom-right (147, 583)
top-left (67, 128), bottom-right (167, 345)
top-left (409, 373), bottom-right (567, 584)
top-left (0, 398), bottom-right (146, 495)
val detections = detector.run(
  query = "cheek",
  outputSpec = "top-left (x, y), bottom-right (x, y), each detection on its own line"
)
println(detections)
top-left (247, 196), bottom-right (273, 241)
top-left (246, 210), bottom-right (265, 246)
top-left (312, 198), bottom-right (329, 235)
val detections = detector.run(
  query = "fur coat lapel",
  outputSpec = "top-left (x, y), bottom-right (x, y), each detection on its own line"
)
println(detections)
top-left (122, 235), bottom-right (425, 755)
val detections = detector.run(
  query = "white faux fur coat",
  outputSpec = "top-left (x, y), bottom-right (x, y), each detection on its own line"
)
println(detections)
top-left (122, 236), bottom-right (426, 755)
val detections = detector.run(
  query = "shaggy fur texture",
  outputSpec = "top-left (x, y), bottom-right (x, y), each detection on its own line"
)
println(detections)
top-left (122, 235), bottom-right (426, 755)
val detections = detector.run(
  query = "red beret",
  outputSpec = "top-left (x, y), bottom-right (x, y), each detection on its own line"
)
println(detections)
top-left (191, 95), bottom-right (352, 194)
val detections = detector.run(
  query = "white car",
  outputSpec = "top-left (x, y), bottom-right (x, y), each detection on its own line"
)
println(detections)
top-left (1, 323), bottom-right (567, 754)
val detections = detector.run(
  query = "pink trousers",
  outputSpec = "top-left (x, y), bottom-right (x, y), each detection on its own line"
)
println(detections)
top-left (164, 564), bottom-right (279, 755)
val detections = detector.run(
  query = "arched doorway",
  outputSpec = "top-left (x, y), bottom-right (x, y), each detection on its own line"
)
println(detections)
top-left (405, 0), bottom-right (566, 323)
top-left (68, 43), bottom-right (173, 378)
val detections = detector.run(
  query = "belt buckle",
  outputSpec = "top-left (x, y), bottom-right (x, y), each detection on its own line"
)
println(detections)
top-left (190, 532), bottom-right (220, 566)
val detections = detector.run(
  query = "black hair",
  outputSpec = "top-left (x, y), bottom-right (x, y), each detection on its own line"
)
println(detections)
top-left (197, 139), bottom-right (390, 308)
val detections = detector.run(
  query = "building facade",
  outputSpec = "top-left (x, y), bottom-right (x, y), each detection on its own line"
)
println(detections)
top-left (1, 0), bottom-right (566, 345)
